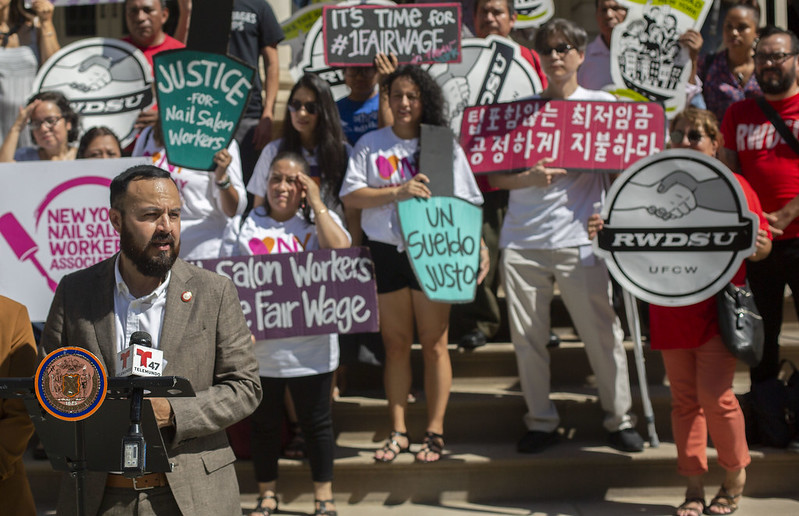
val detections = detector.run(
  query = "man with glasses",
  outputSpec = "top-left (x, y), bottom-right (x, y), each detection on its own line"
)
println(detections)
top-left (337, 54), bottom-right (396, 146)
top-left (489, 18), bottom-right (645, 455)
top-left (578, 0), bottom-right (628, 90)
top-left (720, 26), bottom-right (799, 395)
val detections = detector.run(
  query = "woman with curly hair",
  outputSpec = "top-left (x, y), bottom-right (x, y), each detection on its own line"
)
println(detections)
top-left (248, 73), bottom-right (351, 215)
top-left (0, 90), bottom-right (79, 162)
top-left (340, 65), bottom-right (486, 463)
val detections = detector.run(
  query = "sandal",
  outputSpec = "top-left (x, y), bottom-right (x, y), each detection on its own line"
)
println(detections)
top-left (249, 493), bottom-right (278, 516)
top-left (374, 430), bottom-right (410, 463)
top-left (282, 422), bottom-right (306, 460)
top-left (416, 431), bottom-right (445, 463)
top-left (705, 486), bottom-right (742, 515)
top-left (314, 498), bottom-right (337, 516)
top-left (675, 497), bottom-right (705, 516)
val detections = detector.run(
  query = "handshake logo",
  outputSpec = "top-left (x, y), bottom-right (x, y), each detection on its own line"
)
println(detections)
top-left (594, 149), bottom-right (758, 307)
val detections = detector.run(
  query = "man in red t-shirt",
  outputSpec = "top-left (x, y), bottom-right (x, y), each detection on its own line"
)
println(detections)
top-left (720, 26), bottom-right (799, 386)
top-left (123, 0), bottom-right (185, 130)
top-left (451, 0), bottom-right (548, 351)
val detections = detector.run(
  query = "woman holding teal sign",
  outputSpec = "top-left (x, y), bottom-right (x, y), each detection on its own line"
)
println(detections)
top-left (340, 65), bottom-right (485, 464)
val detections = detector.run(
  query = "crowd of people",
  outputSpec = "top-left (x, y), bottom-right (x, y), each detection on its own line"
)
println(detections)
top-left (2, 0), bottom-right (798, 515)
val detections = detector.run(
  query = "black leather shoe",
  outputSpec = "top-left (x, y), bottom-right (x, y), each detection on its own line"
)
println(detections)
top-left (459, 330), bottom-right (487, 350)
top-left (608, 428), bottom-right (645, 452)
top-left (517, 430), bottom-right (558, 453)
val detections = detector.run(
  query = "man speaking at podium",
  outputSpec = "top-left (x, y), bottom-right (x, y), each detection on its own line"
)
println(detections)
top-left (41, 164), bottom-right (262, 515)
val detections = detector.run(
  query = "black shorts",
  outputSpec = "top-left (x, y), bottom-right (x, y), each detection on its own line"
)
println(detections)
top-left (367, 240), bottom-right (421, 294)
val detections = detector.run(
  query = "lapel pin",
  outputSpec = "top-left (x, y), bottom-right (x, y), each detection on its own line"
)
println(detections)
top-left (181, 291), bottom-right (193, 302)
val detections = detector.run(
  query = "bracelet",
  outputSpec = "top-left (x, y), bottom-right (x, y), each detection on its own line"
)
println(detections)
top-left (480, 245), bottom-right (489, 251)
top-left (43, 32), bottom-right (55, 37)
top-left (215, 177), bottom-right (231, 189)
top-left (316, 208), bottom-right (328, 216)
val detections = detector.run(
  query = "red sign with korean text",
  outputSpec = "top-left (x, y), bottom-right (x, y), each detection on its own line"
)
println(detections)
top-left (460, 99), bottom-right (665, 174)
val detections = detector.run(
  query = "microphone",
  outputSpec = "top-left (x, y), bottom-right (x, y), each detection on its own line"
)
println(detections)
top-left (116, 331), bottom-right (163, 377)
top-left (118, 331), bottom-right (162, 477)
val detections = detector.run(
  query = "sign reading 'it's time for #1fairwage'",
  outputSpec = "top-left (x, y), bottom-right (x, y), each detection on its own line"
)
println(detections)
top-left (154, 50), bottom-right (255, 170)
top-left (323, 3), bottom-right (461, 66)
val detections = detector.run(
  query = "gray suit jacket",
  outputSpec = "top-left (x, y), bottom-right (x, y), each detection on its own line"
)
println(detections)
top-left (41, 257), bottom-right (261, 515)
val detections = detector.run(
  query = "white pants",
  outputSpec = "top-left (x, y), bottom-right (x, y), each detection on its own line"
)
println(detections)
top-left (501, 247), bottom-right (634, 433)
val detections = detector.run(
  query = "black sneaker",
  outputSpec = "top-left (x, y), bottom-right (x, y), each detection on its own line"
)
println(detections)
top-left (517, 430), bottom-right (558, 453)
top-left (459, 330), bottom-right (487, 350)
top-left (608, 428), bottom-right (645, 452)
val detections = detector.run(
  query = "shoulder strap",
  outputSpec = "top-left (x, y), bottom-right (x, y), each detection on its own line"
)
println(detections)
top-left (755, 96), bottom-right (799, 157)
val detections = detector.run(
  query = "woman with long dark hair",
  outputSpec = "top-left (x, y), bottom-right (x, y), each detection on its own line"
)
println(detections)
top-left (248, 73), bottom-right (351, 214)
top-left (340, 65), bottom-right (486, 464)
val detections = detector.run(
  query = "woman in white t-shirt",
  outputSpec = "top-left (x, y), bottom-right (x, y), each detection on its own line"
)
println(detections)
top-left (240, 152), bottom-right (350, 516)
top-left (340, 65), bottom-right (486, 464)
top-left (248, 74), bottom-right (351, 218)
top-left (132, 122), bottom-right (246, 260)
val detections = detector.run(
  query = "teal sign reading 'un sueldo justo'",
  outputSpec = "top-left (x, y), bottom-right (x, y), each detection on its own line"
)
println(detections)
top-left (398, 196), bottom-right (482, 303)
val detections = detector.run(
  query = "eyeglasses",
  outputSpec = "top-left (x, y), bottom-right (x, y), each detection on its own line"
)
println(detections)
top-left (29, 116), bottom-right (63, 130)
top-left (540, 43), bottom-right (576, 57)
top-left (670, 129), bottom-right (705, 145)
top-left (754, 52), bottom-right (799, 65)
top-left (288, 100), bottom-right (319, 115)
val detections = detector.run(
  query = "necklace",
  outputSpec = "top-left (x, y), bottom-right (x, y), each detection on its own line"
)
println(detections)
top-left (0, 23), bottom-right (20, 48)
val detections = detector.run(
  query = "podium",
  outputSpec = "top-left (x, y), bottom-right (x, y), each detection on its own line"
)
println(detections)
top-left (0, 376), bottom-right (195, 516)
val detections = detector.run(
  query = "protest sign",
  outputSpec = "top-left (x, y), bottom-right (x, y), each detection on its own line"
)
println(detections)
top-left (0, 158), bottom-right (146, 321)
top-left (288, 0), bottom-right (401, 101)
top-left (593, 149), bottom-right (757, 306)
top-left (190, 248), bottom-right (379, 339)
top-left (185, 0), bottom-right (233, 54)
top-left (609, 0), bottom-right (713, 117)
top-left (33, 38), bottom-right (153, 147)
top-left (513, 0), bottom-right (554, 29)
top-left (420, 124), bottom-right (454, 197)
top-left (153, 50), bottom-right (254, 170)
top-left (32, 1), bottom-right (122, 5)
top-left (322, 3), bottom-right (461, 66)
top-left (397, 197), bottom-right (482, 303)
top-left (423, 35), bottom-right (544, 135)
top-left (460, 99), bottom-right (665, 174)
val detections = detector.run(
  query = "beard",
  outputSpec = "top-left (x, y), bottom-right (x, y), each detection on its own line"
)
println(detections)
top-left (119, 221), bottom-right (179, 278)
top-left (757, 66), bottom-right (797, 95)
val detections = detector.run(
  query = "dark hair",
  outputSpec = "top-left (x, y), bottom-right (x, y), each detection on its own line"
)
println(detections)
top-left (9, 0), bottom-right (34, 27)
top-left (382, 65), bottom-right (448, 128)
top-left (280, 74), bottom-right (348, 209)
top-left (110, 165), bottom-right (174, 211)
top-left (27, 91), bottom-right (80, 143)
top-left (475, 0), bottom-right (514, 17)
top-left (534, 18), bottom-right (589, 54)
top-left (125, 0), bottom-right (167, 9)
top-left (77, 126), bottom-right (122, 158)
top-left (255, 151), bottom-right (314, 225)
top-left (757, 25), bottom-right (799, 54)
top-left (728, 1), bottom-right (761, 24)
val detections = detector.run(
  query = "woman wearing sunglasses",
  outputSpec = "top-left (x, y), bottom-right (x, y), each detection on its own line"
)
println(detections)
top-left (0, 91), bottom-right (78, 162)
top-left (340, 65), bottom-right (486, 464)
top-left (247, 74), bottom-right (351, 217)
top-left (590, 107), bottom-right (772, 516)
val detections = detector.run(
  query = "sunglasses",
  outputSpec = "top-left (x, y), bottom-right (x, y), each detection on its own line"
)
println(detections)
top-left (29, 116), bottom-right (63, 130)
top-left (540, 43), bottom-right (575, 56)
top-left (754, 52), bottom-right (798, 65)
top-left (288, 100), bottom-right (319, 115)
top-left (670, 129), bottom-right (705, 145)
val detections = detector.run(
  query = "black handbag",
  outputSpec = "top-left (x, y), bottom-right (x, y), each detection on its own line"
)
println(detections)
top-left (716, 281), bottom-right (764, 367)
